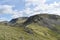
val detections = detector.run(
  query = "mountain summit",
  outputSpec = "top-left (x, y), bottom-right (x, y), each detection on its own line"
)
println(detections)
top-left (23, 14), bottom-right (60, 31)
top-left (0, 14), bottom-right (60, 40)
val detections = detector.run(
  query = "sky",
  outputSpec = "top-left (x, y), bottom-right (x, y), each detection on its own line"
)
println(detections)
top-left (0, 0), bottom-right (60, 21)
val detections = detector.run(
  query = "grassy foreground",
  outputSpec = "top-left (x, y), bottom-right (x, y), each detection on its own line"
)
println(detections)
top-left (0, 23), bottom-right (60, 40)
top-left (0, 24), bottom-right (42, 40)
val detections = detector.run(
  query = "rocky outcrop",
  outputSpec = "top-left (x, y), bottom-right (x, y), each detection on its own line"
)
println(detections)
top-left (8, 14), bottom-right (60, 33)
top-left (8, 17), bottom-right (28, 27)
top-left (23, 14), bottom-right (60, 32)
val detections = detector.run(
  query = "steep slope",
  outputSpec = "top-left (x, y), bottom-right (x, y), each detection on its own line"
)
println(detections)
top-left (0, 24), bottom-right (40, 40)
top-left (9, 17), bottom-right (28, 24)
top-left (0, 14), bottom-right (60, 40)
top-left (26, 23), bottom-right (60, 40)
top-left (0, 23), bottom-right (60, 40)
top-left (22, 14), bottom-right (60, 40)
top-left (8, 17), bottom-right (28, 26)
top-left (23, 14), bottom-right (60, 32)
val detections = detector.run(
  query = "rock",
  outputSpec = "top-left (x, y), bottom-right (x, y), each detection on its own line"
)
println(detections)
top-left (24, 27), bottom-right (33, 34)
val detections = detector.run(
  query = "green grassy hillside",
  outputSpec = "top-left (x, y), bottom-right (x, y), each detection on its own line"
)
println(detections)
top-left (0, 23), bottom-right (60, 40)
top-left (0, 24), bottom-right (35, 40)
top-left (27, 23), bottom-right (60, 40)
top-left (0, 14), bottom-right (60, 40)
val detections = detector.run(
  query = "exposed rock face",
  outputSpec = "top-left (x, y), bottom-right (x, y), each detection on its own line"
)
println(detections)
top-left (9, 14), bottom-right (60, 33)
top-left (0, 14), bottom-right (60, 40)
top-left (9, 17), bottom-right (28, 27)
top-left (9, 18), bottom-right (18, 24)
top-left (23, 14), bottom-right (60, 31)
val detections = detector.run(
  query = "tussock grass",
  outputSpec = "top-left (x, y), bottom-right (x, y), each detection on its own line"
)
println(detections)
top-left (0, 23), bottom-right (60, 40)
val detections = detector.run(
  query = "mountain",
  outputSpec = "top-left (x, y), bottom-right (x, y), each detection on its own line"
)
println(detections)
top-left (0, 21), bottom-right (8, 25)
top-left (23, 14), bottom-right (60, 32)
top-left (0, 14), bottom-right (60, 40)
top-left (8, 17), bottom-right (28, 26)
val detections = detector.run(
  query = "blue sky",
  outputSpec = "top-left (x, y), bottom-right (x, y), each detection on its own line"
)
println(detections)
top-left (0, 0), bottom-right (25, 21)
top-left (0, 0), bottom-right (25, 10)
top-left (0, 0), bottom-right (60, 21)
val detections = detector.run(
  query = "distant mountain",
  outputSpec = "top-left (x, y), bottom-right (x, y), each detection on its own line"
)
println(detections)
top-left (8, 17), bottom-right (28, 26)
top-left (0, 14), bottom-right (59, 40)
top-left (9, 14), bottom-right (60, 32)
top-left (0, 21), bottom-right (8, 25)
top-left (22, 14), bottom-right (60, 34)
top-left (9, 17), bottom-right (28, 23)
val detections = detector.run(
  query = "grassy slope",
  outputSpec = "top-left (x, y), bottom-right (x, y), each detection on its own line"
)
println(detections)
top-left (0, 23), bottom-right (60, 40)
top-left (27, 23), bottom-right (60, 40)
top-left (0, 24), bottom-right (42, 40)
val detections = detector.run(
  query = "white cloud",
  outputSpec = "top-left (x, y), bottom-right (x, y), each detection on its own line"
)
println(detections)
top-left (0, 0), bottom-right (60, 21)
top-left (0, 5), bottom-right (23, 18)
top-left (24, 0), bottom-right (60, 16)
top-left (0, 17), bottom-right (7, 22)
top-left (0, 5), bottom-right (14, 14)
top-left (23, 8), bottom-right (33, 14)
top-left (11, 10), bottom-right (23, 18)
top-left (25, 0), bottom-right (46, 4)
